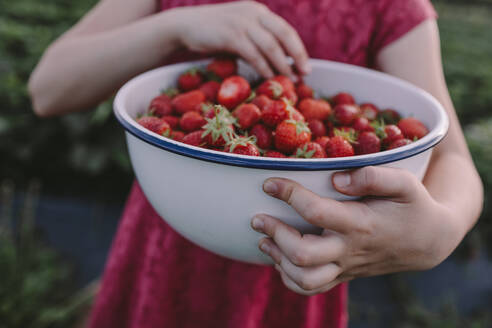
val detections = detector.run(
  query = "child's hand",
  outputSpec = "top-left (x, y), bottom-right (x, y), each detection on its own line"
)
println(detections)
top-left (251, 166), bottom-right (462, 295)
top-left (172, 1), bottom-right (310, 79)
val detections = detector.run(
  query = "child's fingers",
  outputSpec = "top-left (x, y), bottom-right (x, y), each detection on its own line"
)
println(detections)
top-left (252, 214), bottom-right (346, 267)
top-left (259, 13), bottom-right (310, 75)
top-left (246, 25), bottom-right (294, 79)
top-left (228, 35), bottom-right (274, 78)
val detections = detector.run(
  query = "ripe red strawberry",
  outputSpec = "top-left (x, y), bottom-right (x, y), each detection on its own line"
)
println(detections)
top-left (161, 115), bottom-right (179, 129)
top-left (261, 100), bottom-right (289, 127)
top-left (179, 111), bottom-right (207, 132)
top-left (284, 89), bottom-right (298, 106)
top-left (182, 130), bottom-right (205, 147)
top-left (149, 94), bottom-right (173, 117)
top-left (217, 76), bottom-right (251, 109)
top-left (251, 94), bottom-right (273, 111)
top-left (379, 109), bottom-right (401, 124)
top-left (199, 81), bottom-right (221, 102)
top-left (273, 75), bottom-right (295, 92)
top-left (274, 120), bottom-right (312, 154)
top-left (171, 130), bottom-right (185, 142)
top-left (398, 118), bottom-right (428, 140)
top-left (382, 124), bottom-right (404, 147)
top-left (137, 116), bottom-right (171, 137)
top-left (360, 103), bottom-right (379, 120)
top-left (250, 124), bottom-right (273, 149)
top-left (206, 58), bottom-right (237, 79)
top-left (307, 119), bottom-right (327, 138)
top-left (233, 103), bottom-right (261, 129)
top-left (257, 79), bottom-right (284, 99)
top-left (334, 104), bottom-right (360, 125)
top-left (265, 150), bottom-right (287, 158)
top-left (172, 90), bottom-right (206, 114)
top-left (354, 132), bottom-right (381, 155)
top-left (295, 142), bottom-right (326, 158)
top-left (296, 83), bottom-right (314, 100)
top-left (178, 68), bottom-right (203, 91)
top-left (202, 105), bottom-right (236, 148)
top-left (352, 117), bottom-right (374, 132)
top-left (333, 92), bottom-right (355, 105)
top-left (388, 138), bottom-right (412, 150)
top-left (325, 136), bottom-right (354, 158)
top-left (224, 136), bottom-right (260, 156)
top-left (315, 136), bottom-right (330, 149)
top-left (298, 98), bottom-right (332, 121)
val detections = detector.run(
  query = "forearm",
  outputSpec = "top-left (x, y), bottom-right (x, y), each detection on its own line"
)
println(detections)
top-left (29, 9), bottom-right (181, 116)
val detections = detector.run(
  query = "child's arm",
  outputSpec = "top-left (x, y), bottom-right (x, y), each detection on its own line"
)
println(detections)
top-left (29, 0), bottom-right (309, 117)
top-left (250, 20), bottom-right (483, 295)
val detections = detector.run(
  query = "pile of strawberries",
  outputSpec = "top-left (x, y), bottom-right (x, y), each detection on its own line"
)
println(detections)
top-left (136, 57), bottom-right (429, 158)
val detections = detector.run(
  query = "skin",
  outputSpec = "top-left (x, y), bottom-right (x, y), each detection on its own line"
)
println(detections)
top-left (29, 1), bottom-right (483, 295)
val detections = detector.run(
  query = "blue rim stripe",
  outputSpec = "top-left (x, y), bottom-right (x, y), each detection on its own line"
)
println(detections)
top-left (115, 109), bottom-right (446, 171)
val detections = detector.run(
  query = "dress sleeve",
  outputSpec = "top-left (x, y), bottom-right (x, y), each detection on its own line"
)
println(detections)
top-left (371, 0), bottom-right (437, 53)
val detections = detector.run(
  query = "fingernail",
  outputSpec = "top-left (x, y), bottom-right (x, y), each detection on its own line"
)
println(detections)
top-left (333, 172), bottom-right (351, 188)
top-left (290, 74), bottom-right (299, 83)
top-left (263, 180), bottom-right (278, 194)
top-left (260, 241), bottom-right (271, 254)
top-left (252, 216), bottom-right (264, 232)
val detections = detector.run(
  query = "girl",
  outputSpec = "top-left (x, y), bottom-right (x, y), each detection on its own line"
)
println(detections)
top-left (29, 0), bottom-right (483, 327)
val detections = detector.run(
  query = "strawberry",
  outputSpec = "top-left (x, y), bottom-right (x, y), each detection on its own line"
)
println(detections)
top-left (201, 105), bottom-right (236, 147)
top-left (233, 103), bottom-right (261, 129)
top-left (250, 124), bottom-right (273, 149)
top-left (261, 100), bottom-right (289, 127)
top-left (251, 94), bottom-right (273, 111)
top-left (354, 131), bottom-right (381, 155)
top-left (172, 90), bottom-right (206, 114)
top-left (325, 121), bottom-right (335, 137)
top-left (298, 98), bottom-right (332, 121)
top-left (333, 92), bottom-right (355, 105)
top-left (183, 130), bottom-right (205, 147)
top-left (382, 124), bottom-right (404, 147)
top-left (314, 136), bottom-right (330, 150)
top-left (274, 120), bottom-right (312, 154)
top-left (272, 75), bottom-right (295, 92)
top-left (352, 117), bottom-right (374, 132)
top-left (264, 150), bottom-right (287, 158)
top-left (149, 94), bottom-right (173, 117)
top-left (257, 79), bottom-right (284, 99)
top-left (360, 103), bottom-right (379, 120)
top-left (307, 119), bottom-right (327, 138)
top-left (398, 118), bottom-right (428, 140)
top-left (217, 76), bottom-right (251, 109)
top-left (379, 109), bottom-right (401, 125)
top-left (137, 116), bottom-right (171, 137)
top-left (284, 89), bottom-right (298, 106)
top-left (224, 135), bottom-right (260, 156)
top-left (161, 115), bottom-right (180, 129)
top-left (199, 81), bottom-right (221, 102)
top-left (179, 111), bottom-right (207, 132)
top-left (178, 68), bottom-right (203, 91)
top-left (296, 83), bottom-right (314, 100)
top-left (171, 130), bottom-right (185, 142)
top-left (206, 58), bottom-right (237, 80)
top-left (388, 138), bottom-right (412, 150)
top-left (295, 142), bottom-right (326, 158)
top-left (325, 136), bottom-right (354, 158)
top-left (334, 104), bottom-right (360, 125)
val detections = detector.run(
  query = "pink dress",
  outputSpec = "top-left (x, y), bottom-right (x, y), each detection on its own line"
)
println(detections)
top-left (89, 1), bottom-right (436, 327)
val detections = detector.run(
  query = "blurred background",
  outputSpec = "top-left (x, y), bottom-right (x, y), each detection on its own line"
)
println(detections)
top-left (1, 0), bottom-right (491, 327)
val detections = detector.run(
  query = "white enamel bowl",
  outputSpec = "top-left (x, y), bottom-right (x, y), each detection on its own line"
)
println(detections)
top-left (114, 59), bottom-right (448, 265)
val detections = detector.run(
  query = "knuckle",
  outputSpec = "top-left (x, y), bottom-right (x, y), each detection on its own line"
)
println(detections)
top-left (291, 248), bottom-right (310, 266)
top-left (284, 184), bottom-right (297, 205)
top-left (361, 166), bottom-right (379, 191)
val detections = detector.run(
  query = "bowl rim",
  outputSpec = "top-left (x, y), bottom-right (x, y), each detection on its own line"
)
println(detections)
top-left (114, 59), bottom-right (449, 171)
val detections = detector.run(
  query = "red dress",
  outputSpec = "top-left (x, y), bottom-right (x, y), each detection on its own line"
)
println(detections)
top-left (88, 1), bottom-right (435, 327)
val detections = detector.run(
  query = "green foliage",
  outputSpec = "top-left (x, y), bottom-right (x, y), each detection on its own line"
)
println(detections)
top-left (0, 181), bottom-right (93, 328)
